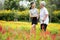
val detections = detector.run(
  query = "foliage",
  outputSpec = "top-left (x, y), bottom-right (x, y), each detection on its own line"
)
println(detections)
top-left (51, 10), bottom-right (60, 23)
top-left (4, 0), bottom-right (19, 10)
top-left (0, 21), bottom-right (60, 40)
top-left (0, 10), bottom-right (60, 23)
top-left (4, 0), bottom-right (60, 10)
top-left (0, 10), bottom-right (29, 21)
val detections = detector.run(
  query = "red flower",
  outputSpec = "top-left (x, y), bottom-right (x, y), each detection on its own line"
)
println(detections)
top-left (8, 27), bottom-right (14, 32)
top-left (2, 30), bottom-right (6, 34)
top-left (51, 34), bottom-right (56, 40)
top-left (0, 25), bottom-right (2, 32)
top-left (45, 30), bottom-right (50, 35)
top-left (57, 34), bottom-right (60, 36)
top-left (6, 36), bottom-right (10, 40)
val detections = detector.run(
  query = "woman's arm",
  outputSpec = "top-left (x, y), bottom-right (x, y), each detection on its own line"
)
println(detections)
top-left (30, 13), bottom-right (34, 17)
top-left (30, 13), bottom-right (37, 17)
top-left (37, 9), bottom-right (40, 19)
top-left (30, 13), bottom-right (32, 17)
top-left (37, 13), bottom-right (39, 19)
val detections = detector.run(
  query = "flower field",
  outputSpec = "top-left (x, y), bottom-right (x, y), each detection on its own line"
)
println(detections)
top-left (0, 20), bottom-right (60, 40)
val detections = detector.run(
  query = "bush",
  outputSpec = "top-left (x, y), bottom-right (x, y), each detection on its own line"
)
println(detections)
top-left (0, 10), bottom-right (29, 21)
top-left (18, 11), bottom-right (29, 21)
top-left (52, 11), bottom-right (60, 23)
top-left (0, 10), bottom-right (60, 23)
top-left (0, 13), bottom-right (14, 21)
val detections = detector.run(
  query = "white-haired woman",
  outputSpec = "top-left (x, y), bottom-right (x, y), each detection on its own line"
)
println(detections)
top-left (40, 1), bottom-right (49, 31)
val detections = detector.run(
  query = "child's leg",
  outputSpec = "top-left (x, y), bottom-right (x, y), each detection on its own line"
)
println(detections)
top-left (44, 24), bottom-right (47, 31)
top-left (41, 24), bottom-right (44, 31)
top-left (41, 24), bottom-right (43, 30)
top-left (41, 24), bottom-right (47, 31)
top-left (41, 24), bottom-right (47, 40)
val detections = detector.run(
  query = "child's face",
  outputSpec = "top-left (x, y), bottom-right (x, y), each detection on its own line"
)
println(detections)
top-left (32, 3), bottom-right (36, 8)
top-left (40, 4), bottom-right (44, 8)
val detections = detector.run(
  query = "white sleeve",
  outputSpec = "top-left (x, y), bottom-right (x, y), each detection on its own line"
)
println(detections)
top-left (44, 8), bottom-right (48, 14)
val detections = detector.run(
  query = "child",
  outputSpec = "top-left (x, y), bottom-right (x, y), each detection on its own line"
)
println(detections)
top-left (40, 1), bottom-right (49, 31)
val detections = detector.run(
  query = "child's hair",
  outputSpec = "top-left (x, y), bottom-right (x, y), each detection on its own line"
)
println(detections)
top-left (30, 2), bottom-right (35, 10)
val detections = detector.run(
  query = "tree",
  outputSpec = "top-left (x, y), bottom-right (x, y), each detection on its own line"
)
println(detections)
top-left (4, 0), bottom-right (19, 10)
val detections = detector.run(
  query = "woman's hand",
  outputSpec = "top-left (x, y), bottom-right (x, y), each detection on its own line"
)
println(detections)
top-left (37, 14), bottom-right (39, 19)
top-left (37, 17), bottom-right (38, 19)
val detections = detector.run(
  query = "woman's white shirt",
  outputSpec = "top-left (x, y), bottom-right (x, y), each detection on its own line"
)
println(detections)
top-left (40, 7), bottom-right (49, 25)
top-left (29, 8), bottom-right (38, 17)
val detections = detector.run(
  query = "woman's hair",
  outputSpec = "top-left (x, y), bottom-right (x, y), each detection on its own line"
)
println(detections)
top-left (30, 2), bottom-right (35, 10)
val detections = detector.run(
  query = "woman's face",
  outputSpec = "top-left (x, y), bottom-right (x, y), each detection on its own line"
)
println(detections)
top-left (31, 3), bottom-right (36, 8)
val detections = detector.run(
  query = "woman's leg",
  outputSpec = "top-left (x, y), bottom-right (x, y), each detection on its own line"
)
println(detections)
top-left (30, 24), bottom-right (36, 38)
top-left (31, 24), bottom-right (36, 34)
top-left (30, 17), bottom-right (37, 39)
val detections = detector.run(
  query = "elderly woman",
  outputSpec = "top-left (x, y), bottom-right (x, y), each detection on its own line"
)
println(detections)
top-left (40, 1), bottom-right (49, 31)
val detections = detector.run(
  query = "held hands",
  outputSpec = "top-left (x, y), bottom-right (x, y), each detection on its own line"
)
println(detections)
top-left (37, 17), bottom-right (39, 19)
top-left (42, 18), bottom-right (46, 23)
top-left (42, 14), bottom-right (48, 22)
top-left (42, 20), bottom-right (44, 22)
